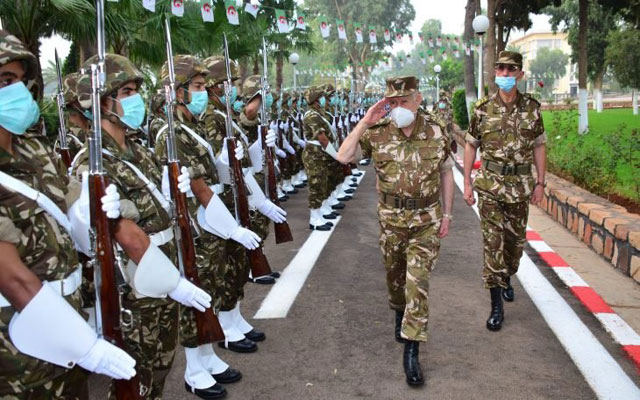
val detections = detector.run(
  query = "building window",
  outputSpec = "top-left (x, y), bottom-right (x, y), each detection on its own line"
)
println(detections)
top-left (537, 39), bottom-right (553, 49)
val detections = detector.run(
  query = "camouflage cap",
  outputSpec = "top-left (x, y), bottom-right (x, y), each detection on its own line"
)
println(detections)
top-left (62, 72), bottom-right (91, 109)
top-left (150, 91), bottom-right (166, 114)
top-left (320, 83), bottom-right (335, 96)
top-left (241, 74), bottom-right (261, 101)
top-left (161, 54), bottom-right (209, 87)
top-left (304, 85), bottom-right (324, 105)
top-left (495, 51), bottom-right (523, 68)
top-left (0, 30), bottom-right (39, 86)
top-left (202, 55), bottom-right (239, 86)
top-left (384, 76), bottom-right (419, 98)
top-left (83, 53), bottom-right (144, 96)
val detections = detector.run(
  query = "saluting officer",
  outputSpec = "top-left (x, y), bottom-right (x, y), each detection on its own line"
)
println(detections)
top-left (463, 51), bottom-right (546, 331)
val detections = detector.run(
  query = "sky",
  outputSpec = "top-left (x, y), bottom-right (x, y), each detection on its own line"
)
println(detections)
top-left (38, 0), bottom-right (555, 67)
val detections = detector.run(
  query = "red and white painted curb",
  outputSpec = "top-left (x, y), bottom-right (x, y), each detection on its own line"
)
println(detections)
top-left (455, 154), bottom-right (640, 373)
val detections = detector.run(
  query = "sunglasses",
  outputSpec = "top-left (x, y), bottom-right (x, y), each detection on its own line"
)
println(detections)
top-left (495, 64), bottom-right (520, 72)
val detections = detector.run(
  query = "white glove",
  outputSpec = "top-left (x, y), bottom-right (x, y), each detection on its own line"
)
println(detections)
top-left (283, 138), bottom-right (295, 155)
top-left (101, 184), bottom-right (120, 219)
top-left (230, 226), bottom-right (261, 250)
top-left (257, 199), bottom-right (287, 223)
top-left (266, 129), bottom-right (277, 148)
top-left (168, 277), bottom-right (212, 312)
top-left (177, 166), bottom-right (191, 194)
top-left (219, 139), bottom-right (244, 165)
top-left (338, 120), bottom-right (343, 129)
top-left (270, 121), bottom-right (278, 131)
top-left (77, 339), bottom-right (137, 380)
top-left (351, 115), bottom-right (358, 123)
top-left (279, 121), bottom-right (286, 130)
top-left (276, 148), bottom-right (287, 158)
top-left (284, 121), bottom-right (290, 131)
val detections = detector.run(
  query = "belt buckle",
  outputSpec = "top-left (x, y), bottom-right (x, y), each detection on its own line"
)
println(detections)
top-left (406, 198), bottom-right (417, 209)
top-left (393, 197), bottom-right (402, 208)
top-left (502, 164), bottom-right (515, 175)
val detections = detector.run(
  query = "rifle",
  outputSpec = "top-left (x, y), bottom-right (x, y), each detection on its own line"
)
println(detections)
top-left (88, 1), bottom-right (141, 398)
top-left (163, 18), bottom-right (224, 344)
top-left (222, 34), bottom-right (272, 277)
top-left (259, 38), bottom-right (292, 244)
top-left (54, 49), bottom-right (72, 168)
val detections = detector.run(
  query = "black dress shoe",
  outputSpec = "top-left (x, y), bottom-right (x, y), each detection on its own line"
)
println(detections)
top-left (212, 368), bottom-right (242, 384)
top-left (502, 277), bottom-right (515, 302)
top-left (285, 188), bottom-right (298, 194)
top-left (352, 172), bottom-right (363, 177)
top-left (249, 275), bottom-right (275, 285)
top-left (486, 287), bottom-right (504, 331)
top-left (294, 183), bottom-right (306, 188)
top-left (337, 196), bottom-right (352, 201)
top-left (331, 203), bottom-right (345, 210)
top-left (184, 382), bottom-right (227, 399)
top-left (270, 271), bottom-right (281, 279)
top-left (395, 310), bottom-right (406, 343)
top-left (344, 188), bottom-right (356, 194)
top-left (322, 213), bottom-right (337, 220)
top-left (349, 183), bottom-right (358, 188)
top-left (278, 195), bottom-right (288, 202)
top-left (350, 177), bottom-right (358, 182)
top-left (310, 223), bottom-right (331, 231)
top-left (403, 341), bottom-right (424, 386)
top-left (218, 338), bottom-right (257, 353)
top-left (244, 328), bottom-right (266, 342)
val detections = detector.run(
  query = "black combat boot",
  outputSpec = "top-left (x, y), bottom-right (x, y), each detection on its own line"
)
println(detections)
top-left (486, 287), bottom-right (504, 331)
top-left (502, 276), bottom-right (515, 302)
top-left (403, 341), bottom-right (424, 386)
top-left (395, 310), bottom-right (406, 343)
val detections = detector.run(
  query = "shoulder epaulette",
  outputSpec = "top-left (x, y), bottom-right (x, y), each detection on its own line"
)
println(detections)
top-left (522, 92), bottom-right (541, 107)
top-left (369, 117), bottom-right (391, 129)
top-left (475, 96), bottom-right (491, 108)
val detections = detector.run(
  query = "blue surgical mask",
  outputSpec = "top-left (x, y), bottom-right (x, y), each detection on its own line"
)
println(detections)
top-left (115, 93), bottom-right (146, 130)
top-left (438, 102), bottom-right (446, 109)
top-left (287, 98), bottom-right (293, 107)
top-left (0, 82), bottom-right (40, 135)
top-left (81, 109), bottom-right (93, 121)
top-left (341, 99), bottom-right (347, 108)
top-left (187, 90), bottom-right (209, 116)
top-left (495, 76), bottom-right (517, 92)
top-left (265, 93), bottom-right (274, 109)
top-left (219, 86), bottom-right (238, 106)
top-left (329, 96), bottom-right (338, 106)
top-left (233, 100), bottom-right (244, 113)
top-left (297, 98), bottom-right (302, 108)
top-left (318, 96), bottom-right (326, 108)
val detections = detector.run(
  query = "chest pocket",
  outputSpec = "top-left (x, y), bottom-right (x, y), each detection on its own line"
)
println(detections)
top-left (478, 118), bottom-right (502, 152)
top-left (517, 118), bottom-right (538, 141)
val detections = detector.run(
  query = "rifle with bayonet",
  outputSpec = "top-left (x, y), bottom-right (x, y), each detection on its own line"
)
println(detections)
top-left (259, 38), bottom-right (292, 244)
top-left (163, 17), bottom-right (224, 344)
top-left (54, 49), bottom-right (72, 168)
top-left (87, 1), bottom-right (141, 398)
top-left (223, 34), bottom-right (272, 277)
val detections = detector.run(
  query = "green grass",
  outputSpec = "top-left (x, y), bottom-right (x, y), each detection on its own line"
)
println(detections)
top-left (542, 108), bottom-right (639, 204)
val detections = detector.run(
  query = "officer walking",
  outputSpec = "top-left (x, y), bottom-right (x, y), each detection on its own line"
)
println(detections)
top-left (337, 76), bottom-right (454, 387)
top-left (463, 51), bottom-right (546, 331)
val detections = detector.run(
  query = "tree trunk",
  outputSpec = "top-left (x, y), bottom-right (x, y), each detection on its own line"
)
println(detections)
top-left (463, 0), bottom-right (478, 117)
top-left (253, 57), bottom-right (260, 75)
top-left (578, 0), bottom-right (589, 133)
top-left (634, 89), bottom-right (638, 115)
top-left (276, 54), bottom-right (283, 91)
top-left (239, 59), bottom-right (248, 81)
top-left (593, 71), bottom-right (604, 113)
top-left (25, 41), bottom-right (44, 100)
top-left (485, 0), bottom-right (499, 94)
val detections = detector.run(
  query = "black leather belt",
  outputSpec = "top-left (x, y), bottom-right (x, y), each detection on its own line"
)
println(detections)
top-left (380, 192), bottom-right (440, 210)
top-left (483, 160), bottom-right (531, 175)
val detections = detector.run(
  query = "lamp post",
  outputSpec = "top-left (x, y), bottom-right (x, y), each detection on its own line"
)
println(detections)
top-left (434, 64), bottom-right (441, 102)
top-left (472, 15), bottom-right (489, 99)
top-left (289, 52), bottom-right (299, 92)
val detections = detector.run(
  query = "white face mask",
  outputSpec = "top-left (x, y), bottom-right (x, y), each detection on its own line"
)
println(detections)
top-left (389, 106), bottom-right (415, 128)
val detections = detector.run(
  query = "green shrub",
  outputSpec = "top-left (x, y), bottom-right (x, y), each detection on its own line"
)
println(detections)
top-left (452, 89), bottom-right (469, 130)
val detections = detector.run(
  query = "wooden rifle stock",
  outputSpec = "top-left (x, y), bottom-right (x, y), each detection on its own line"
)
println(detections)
top-left (89, 174), bottom-right (142, 400)
top-left (260, 126), bottom-right (293, 244)
top-left (59, 148), bottom-right (72, 168)
top-left (227, 140), bottom-right (272, 277)
top-left (168, 162), bottom-right (224, 343)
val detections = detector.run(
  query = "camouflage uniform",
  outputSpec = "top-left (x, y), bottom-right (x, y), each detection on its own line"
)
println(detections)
top-left (70, 54), bottom-right (178, 400)
top-left (52, 72), bottom-right (89, 159)
top-left (433, 90), bottom-right (457, 153)
top-left (0, 29), bottom-right (89, 400)
top-left (466, 90), bottom-right (546, 289)
top-left (360, 76), bottom-right (453, 342)
top-left (302, 87), bottom-right (333, 210)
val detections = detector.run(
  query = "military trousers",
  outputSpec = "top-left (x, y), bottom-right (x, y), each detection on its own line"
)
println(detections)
top-left (478, 195), bottom-right (529, 289)
top-left (0, 366), bottom-right (89, 400)
top-left (302, 149), bottom-right (328, 209)
top-left (180, 233), bottom-right (226, 348)
top-left (111, 299), bottom-right (178, 400)
top-left (378, 216), bottom-right (441, 342)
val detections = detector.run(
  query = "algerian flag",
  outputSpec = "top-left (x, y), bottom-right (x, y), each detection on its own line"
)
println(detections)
top-left (418, 32), bottom-right (424, 42)
top-left (428, 35), bottom-right (434, 48)
top-left (244, 3), bottom-right (259, 18)
top-left (395, 31), bottom-right (402, 41)
top-left (142, 0), bottom-right (155, 12)
top-left (436, 35), bottom-right (442, 47)
top-left (453, 46), bottom-right (460, 58)
top-left (383, 28), bottom-right (391, 42)
top-left (337, 20), bottom-right (346, 40)
top-left (368, 26), bottom-right (377, 44)
top-left (445, 35), bottom-right (451, 47)
top-left (275, 9), bottom-right (289, 33)
top-left (465, 43), bottom-right (471, 56)
top-left (225, 0), bottom-right (239, 25)
top-left (201, 2), bottom-right (214, 22)
top-left (296, 12), bottom-right (306, 30)
top-left (171, 0), bottom-right (184, 17)
top-left (319, 16), bottom-right (331, 39)
top-left (427, 49), bottom-right (434, 63)
top-left (441, 47), bottom-right (448, 60)
top-left (354, 23), bottom-right (363, 43)
top-left (408, 33), bottom-right (414, 44)
top-left (419, 51), bottom-right (426, 65)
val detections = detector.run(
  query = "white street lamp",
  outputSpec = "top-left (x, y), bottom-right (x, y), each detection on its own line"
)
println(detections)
top-left (434, 64), bottom-right (442, 102)
top-left (473, 15), bottom-right (489, 99)
top-left (289, 52), bottom-right (299, 91)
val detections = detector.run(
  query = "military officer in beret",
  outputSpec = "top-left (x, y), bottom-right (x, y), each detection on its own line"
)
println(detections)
top-left (463, 51), bottom-right (546, 331)
top-left (338, 76), bottom-right (454, 387)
